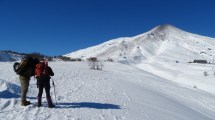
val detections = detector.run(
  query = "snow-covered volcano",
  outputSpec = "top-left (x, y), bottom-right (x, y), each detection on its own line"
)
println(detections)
top-left (65, 24), bottom-right (215, 63)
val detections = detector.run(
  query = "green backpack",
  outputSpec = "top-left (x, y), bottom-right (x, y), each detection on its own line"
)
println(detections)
top-left (13, 56), bottom-right (34, 76)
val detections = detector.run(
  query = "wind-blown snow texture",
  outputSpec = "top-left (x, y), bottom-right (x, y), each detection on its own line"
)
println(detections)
top-left (1, 25), bottom-right (215, 120)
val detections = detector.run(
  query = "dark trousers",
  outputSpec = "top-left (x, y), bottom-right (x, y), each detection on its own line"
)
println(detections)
top-left (37, 78), bottom-right (51, 98)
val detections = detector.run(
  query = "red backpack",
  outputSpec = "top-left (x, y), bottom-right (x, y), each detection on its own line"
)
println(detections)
top-left (35, 61), bottom-right (49, 78)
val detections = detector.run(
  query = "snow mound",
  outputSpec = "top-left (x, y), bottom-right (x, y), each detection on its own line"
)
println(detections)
top-left (0, 79), bottom-right (21, 98)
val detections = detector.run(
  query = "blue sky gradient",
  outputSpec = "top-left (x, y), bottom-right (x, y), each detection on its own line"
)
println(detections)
top-left (0, 0), bottom-right (214, 56)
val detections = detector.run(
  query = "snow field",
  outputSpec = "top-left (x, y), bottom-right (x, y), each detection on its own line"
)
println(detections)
top-left (1, 62), bottom-right (215, 119)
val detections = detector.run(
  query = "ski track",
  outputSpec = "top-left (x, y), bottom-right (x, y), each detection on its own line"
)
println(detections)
top-left (1, 62), bottom-right (215, 120)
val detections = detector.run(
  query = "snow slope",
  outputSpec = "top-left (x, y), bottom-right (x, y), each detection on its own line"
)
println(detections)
top-left (1, 62), bottom-right (215, 120)
top-left (0, 52), bottom-right (22, 62)
top-left (65, 24), bottom-right (215, 63)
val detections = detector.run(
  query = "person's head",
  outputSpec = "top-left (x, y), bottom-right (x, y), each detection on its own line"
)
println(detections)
top-left (42, 58), bottom-right (48, 65)
top-left (23, 55), bottom-right (33, 61)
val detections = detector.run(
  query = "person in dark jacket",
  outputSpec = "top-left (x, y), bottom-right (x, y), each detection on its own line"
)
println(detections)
top-left (35, 59), bottom-right (55, 108)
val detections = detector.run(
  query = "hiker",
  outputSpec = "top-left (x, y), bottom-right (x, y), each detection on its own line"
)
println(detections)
top-left (35, 58), bottom-right (55, 108)
top-left (14, 56), bottom-right (38, 106)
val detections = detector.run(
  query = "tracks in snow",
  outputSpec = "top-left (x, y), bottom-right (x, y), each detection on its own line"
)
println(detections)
top-left (1, 62), bottom-right (215, 120)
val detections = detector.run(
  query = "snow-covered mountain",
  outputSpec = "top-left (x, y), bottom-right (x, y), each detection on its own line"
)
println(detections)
top-left (2, 25), bottom-right (215, 120)
top-left (65, 24), bottom-right (215, 63)
top-left (0, 51), bottom-right (23, 62)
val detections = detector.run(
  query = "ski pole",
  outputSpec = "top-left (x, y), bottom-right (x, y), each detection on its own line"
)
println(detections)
top-left (52, 78), bottom-right (57, 105)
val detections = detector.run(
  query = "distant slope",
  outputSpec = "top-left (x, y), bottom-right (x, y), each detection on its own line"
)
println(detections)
top-left (0, 51), bottom-right (51, 62)
top-left (65, 24), bottom-right (215, 63)
top-left (0, 51), bottom-right (23, 62)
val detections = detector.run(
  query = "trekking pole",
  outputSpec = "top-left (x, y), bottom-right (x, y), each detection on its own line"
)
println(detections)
top-left (51, 78), bottom-right (57, 105)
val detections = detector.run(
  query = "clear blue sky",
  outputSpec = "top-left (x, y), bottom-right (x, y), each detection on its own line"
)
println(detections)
top-left (0, 0), bottom-right (214, 56)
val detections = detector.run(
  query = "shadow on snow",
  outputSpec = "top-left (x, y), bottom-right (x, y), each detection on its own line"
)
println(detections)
top-left (0, 90), bottom-right (20, 99)
top-left (57, 102), bottom-right (121, 109)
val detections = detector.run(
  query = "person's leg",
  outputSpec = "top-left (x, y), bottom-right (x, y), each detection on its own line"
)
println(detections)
top-left (19, 76), bottom-right (30, 106)
top-left (45, 80), bottom-right (55, 108)
top-left (37, 79), bottom-right (44, 107)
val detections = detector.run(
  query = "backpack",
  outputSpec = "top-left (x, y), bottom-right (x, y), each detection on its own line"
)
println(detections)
top-left (35, 62), bottom-right (49, 78)
top-left (13, 56), bottom-right (34, 75)
top-left (13, 62), bottom-right (20, 73)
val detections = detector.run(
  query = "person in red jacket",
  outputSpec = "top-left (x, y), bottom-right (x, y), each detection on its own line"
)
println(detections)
top-left (35, 58), bottom-right (55, 108)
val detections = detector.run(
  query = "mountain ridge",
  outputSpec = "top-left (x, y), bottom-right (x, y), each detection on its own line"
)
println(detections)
top-left (65, 24), bottom-right (215, 63)
top-left (0, 51), bottom-right (23, 62)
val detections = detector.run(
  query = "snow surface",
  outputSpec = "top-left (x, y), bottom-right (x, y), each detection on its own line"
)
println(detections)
top-left (1, 24), bottom-right (215, 120)
top-left (1, 61), bottom-right (215, 120)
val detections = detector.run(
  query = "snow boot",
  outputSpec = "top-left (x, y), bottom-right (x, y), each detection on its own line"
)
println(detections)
top-left (21, 100), bottom-right (31, 106)
top-left (37, 96), bottom-right (42, 107)
top-left (47, 96), bottom-right (55, 108)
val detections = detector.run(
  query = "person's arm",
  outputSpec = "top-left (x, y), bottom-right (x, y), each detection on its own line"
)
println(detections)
top-left (48, 66), bottom-right (54, 76)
